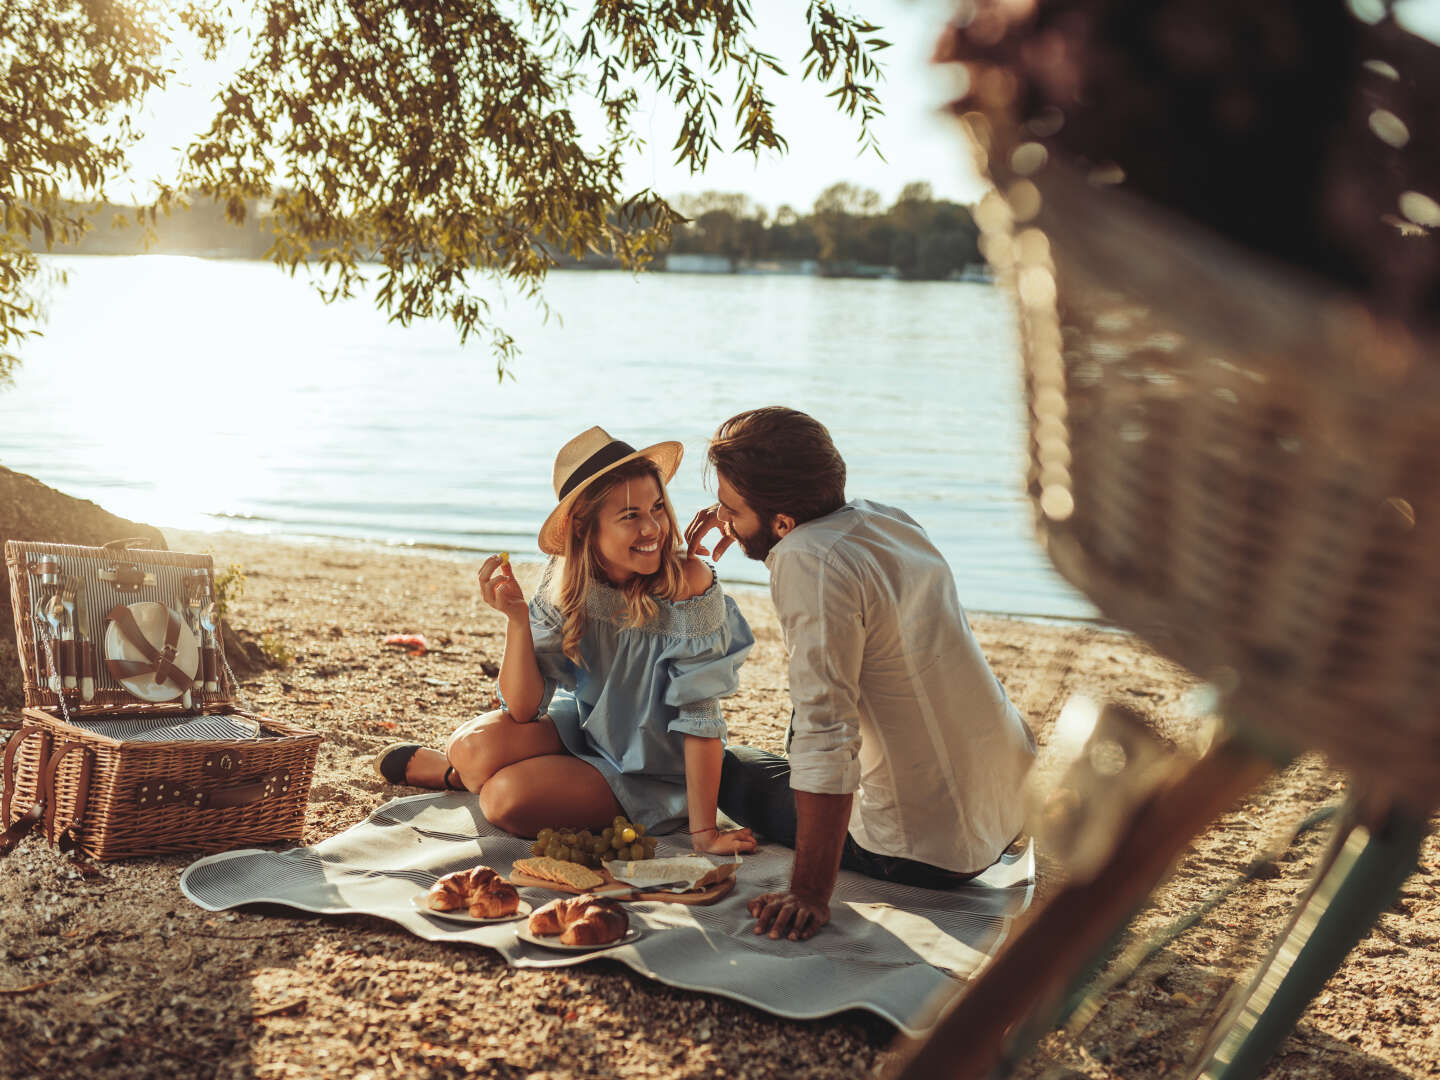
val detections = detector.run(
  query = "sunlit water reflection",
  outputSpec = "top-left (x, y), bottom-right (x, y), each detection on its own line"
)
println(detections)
top-left (2, 255), bottom-right (1096, 619)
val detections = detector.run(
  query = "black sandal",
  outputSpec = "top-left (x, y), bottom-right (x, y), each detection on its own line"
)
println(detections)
top-left (374, 743), bottom-right (469, 790)
top-left (374, 743), bottom-right (424, 785)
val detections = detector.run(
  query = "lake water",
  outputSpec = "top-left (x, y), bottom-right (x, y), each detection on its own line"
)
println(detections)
top-left (2, 256), bottom-right (1097, 619)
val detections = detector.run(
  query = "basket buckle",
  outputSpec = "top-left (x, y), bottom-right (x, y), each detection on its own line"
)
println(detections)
top-left (97, 563), bottom-right (153, 592)
top-left (203, 751), bottom-right (242, 779)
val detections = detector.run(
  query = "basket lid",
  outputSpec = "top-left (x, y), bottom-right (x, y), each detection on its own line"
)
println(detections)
top-left (5, 540), bottom-right (237, 715)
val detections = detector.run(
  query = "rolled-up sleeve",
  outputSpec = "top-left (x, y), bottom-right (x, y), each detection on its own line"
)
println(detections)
top-left (663, 595), bottom-right (755, 739)
top-left (773, 549), bottom-right (864, 794)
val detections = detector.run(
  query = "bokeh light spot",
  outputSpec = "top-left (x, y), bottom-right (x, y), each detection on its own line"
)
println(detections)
top-left (1040, 485), bottom-right (1075, 521)
top-left (1399, 191), bottom-right (1440, 226)
top-left (1011, 142), bottom-right (1049, 176)
top-left (1087, 163), bottom-right (1126, 186)
top-left (1348, 0), bottom-right (1386, 24)
top-left (1369, 109), bottom-right (1410, 147)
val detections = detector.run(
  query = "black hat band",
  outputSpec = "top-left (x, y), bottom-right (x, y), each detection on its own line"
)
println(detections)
top-left (557, 440), bottom-right (639, 500)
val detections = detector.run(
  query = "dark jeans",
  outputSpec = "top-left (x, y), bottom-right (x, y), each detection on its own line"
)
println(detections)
top-left (717, 743), bottom-right (980, 890)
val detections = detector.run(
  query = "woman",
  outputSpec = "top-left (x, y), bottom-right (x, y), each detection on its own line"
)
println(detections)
top-left (375, 426), bottom-right (757, 856)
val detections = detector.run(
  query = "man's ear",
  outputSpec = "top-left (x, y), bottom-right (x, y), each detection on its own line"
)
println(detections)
top-left (772, 513), bottom-right (797, 539)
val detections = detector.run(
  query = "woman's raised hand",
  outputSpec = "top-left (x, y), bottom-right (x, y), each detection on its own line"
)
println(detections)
top-left (691, 825), bottom-right (757, 856)
top-left (478, 555), bottom-right (528, 619)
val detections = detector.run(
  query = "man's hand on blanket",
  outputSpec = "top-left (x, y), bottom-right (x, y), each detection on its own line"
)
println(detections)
top-left (690, 825), bottom-right (757, 856)
top-left (684, 504), bottom-right (735, 561)
top-left (748, 890), bottom-right (831, 941)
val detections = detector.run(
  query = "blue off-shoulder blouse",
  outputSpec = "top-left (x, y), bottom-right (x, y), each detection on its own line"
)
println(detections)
top-left (513, 559), bottom-right (754, 832)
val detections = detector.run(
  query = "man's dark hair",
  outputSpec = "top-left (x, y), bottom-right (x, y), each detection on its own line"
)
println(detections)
top-left (707, 407), bottom-right (847, 527)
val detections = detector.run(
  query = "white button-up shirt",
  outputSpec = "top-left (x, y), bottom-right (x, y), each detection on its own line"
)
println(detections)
top-left (767, 499), bottom-right (1036, 873)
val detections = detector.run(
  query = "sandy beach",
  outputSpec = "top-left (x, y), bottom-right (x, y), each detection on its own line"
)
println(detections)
top-left (2, 530), bottom-right (1436, 1079)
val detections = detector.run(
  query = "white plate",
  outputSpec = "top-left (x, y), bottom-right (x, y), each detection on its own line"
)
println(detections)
top-left (410, 894), bottom-right (532, 924)
top-left (513, 925), bottom-right (643, 952)
top-left (103, 601), bottom-right (199, 703)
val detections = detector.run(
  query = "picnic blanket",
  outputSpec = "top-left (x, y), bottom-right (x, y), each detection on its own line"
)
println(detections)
top-left (179, 793), bottom-right (1034, 1035)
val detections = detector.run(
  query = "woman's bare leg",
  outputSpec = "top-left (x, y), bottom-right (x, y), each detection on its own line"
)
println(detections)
top-left (446, 710), bottom-right (564, 790)
top-left (400, 709), bottom-right (563, 790)
top-left (479, 755), bottom-right (622, 836)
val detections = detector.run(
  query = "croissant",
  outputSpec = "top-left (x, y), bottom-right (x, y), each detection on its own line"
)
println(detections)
top-left (527, 894), bottom-right (629, 946)
top-left (427, 866), bottom-right (519, 918)
top-left (426, 873), bottom-right (473, 912)
top-left (466, 873), bottom-right (520, 919)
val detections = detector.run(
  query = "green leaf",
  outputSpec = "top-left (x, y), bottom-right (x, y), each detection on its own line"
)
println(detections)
top-left (1, 0), bottom-right (890, 378)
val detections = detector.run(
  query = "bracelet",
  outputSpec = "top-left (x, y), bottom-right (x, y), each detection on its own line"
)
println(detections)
top-left (688, 826), bottom-right (719, 836)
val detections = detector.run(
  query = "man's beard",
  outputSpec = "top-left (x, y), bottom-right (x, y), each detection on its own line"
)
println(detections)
top-left (731, 520), bottom-right (780, 561)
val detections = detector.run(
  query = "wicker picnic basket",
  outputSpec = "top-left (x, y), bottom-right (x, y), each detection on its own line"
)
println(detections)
top-left (3, 539), bottom-right (321, 859)
top-left (940, 3), bottom-right (1440, 811)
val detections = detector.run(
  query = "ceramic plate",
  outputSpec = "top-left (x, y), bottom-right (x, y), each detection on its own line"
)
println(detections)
top-left (513, 925), bottom-right (643, 952)
top-left (102, 601), bottom-right (199, 703)
top-left (410, 894), bottom-right (532, 924)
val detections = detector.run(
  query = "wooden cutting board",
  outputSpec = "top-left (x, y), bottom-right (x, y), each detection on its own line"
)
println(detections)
top-left (506, 865), bottom-right (736, 905)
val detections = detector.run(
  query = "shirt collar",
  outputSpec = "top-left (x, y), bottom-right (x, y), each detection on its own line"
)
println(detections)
top-left (764, 501), bottom-right (855, 569)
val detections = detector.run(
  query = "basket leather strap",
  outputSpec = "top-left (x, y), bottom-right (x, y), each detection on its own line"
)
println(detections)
top-left (0, 801), bottom-right (46, 856)
top-left (41, 742), bottom-right (94, 851)
top-left (105, 603), bottom-right (187, 690)
top-left (1, 727), bottom-right (49, 825)
top-left (135, 769), bottom-right (295, 811)
top-left (0, 728), bottom-right (52, 857)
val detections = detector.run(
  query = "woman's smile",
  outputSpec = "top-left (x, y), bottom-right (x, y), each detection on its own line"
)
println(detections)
top-left (593, 474), bottom-right (672, 583)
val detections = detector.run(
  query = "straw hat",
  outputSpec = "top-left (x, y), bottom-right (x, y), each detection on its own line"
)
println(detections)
top-left (537, 427), bottom-right (684, 555)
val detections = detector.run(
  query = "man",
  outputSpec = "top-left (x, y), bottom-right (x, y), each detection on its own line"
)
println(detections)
top-left (685, 407), bottom-right (1035, 942)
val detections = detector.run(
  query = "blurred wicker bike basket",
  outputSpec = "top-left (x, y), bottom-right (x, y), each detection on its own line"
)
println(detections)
top-left (936, 2), bottom-right (1440, 813)
top-left (967, 155), bottom-right (1440, 812)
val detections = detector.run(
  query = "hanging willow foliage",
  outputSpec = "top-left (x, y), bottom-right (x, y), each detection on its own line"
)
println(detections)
top-left (0, 0), bottom-right (888, 378)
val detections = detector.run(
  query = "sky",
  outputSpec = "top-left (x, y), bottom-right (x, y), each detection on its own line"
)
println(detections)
top-left (622, 0), bottom-right (1440, 212)
top-left (116, 0), bottom-right (1440, 216)
top-left (613, 0), bottom-right (986, 211)
top-left (120, 0), bottom-right (988, 215)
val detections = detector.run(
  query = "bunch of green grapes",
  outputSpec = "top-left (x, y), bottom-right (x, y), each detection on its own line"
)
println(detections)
top-left (528, 816), bottom-right (658, 865)
top-left (528, 827), bottom-right (604, 867)
top-left (602, 815), bottom-right (659, 862)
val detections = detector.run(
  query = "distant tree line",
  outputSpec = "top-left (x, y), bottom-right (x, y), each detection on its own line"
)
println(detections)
top-left (662, 181), bottom-right (985, 279)
top-left (42, 199), bottom-right (274, 259)
top-left (36, 180), bottom-right (986, 283)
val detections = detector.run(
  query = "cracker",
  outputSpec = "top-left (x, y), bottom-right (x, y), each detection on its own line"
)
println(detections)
top-left (512, 857), bottom-right (604, 891)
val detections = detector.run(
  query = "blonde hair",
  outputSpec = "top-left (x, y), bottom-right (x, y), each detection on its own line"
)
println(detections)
top-left (549, 458), bottom-right (685, 664)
